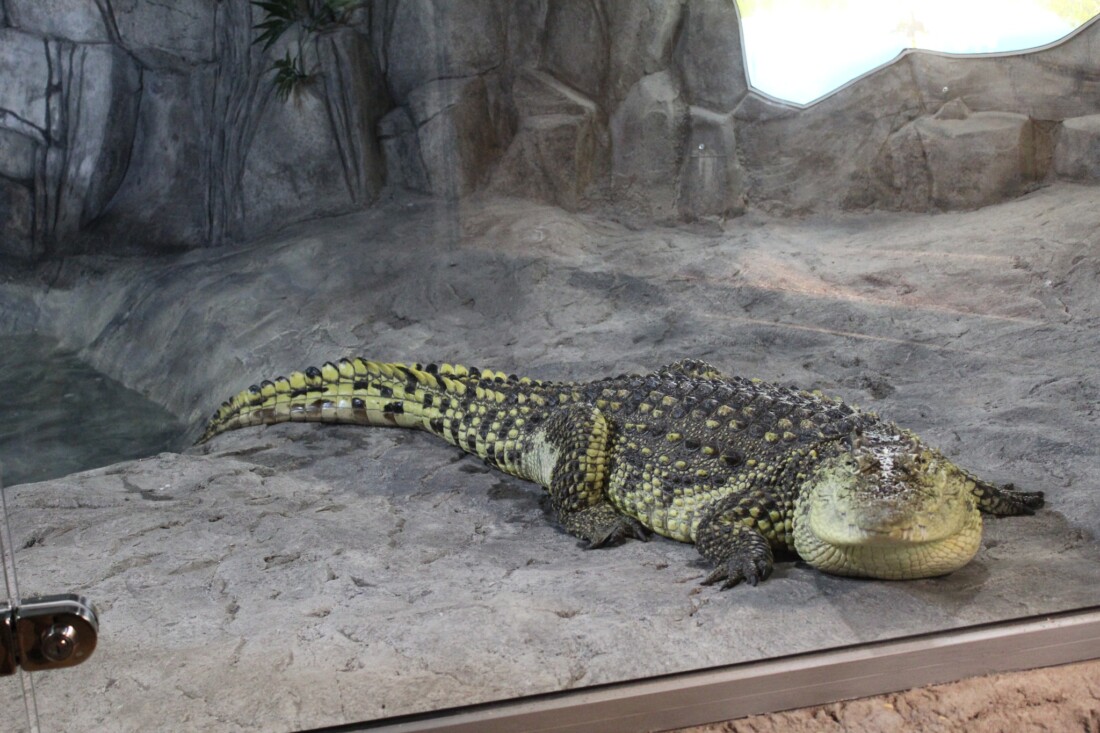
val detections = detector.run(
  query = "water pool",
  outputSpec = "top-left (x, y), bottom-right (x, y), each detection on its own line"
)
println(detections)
top-left (0, 335), bottom-right (186, 487)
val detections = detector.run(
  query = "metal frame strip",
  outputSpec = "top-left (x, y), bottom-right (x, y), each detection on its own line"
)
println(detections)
top-left (325, 606), bottom-right (1100, 733)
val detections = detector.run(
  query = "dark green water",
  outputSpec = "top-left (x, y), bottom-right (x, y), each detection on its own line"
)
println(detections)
top-left (0, 335), bottom-right (186, 487)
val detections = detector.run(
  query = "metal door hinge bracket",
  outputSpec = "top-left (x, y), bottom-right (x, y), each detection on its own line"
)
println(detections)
top-left (0, 594), bottom-right (98, 676)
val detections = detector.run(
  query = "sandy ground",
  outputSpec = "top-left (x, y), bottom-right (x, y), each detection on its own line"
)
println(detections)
top-left (1, 184), bottom-right (1098, 730)
top-left (673, 658), bottom-right (1100, 732)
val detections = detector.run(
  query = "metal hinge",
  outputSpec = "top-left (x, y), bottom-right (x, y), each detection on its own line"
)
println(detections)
top-left (0, 594), bottom-right (98, 676)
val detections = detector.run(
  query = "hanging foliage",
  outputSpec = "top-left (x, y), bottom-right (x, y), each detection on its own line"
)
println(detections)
top-left (251, 0), bottom-right (367, 101)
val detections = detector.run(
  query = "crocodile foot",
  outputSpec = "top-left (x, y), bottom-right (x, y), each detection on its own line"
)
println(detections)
top-left (587, 515), bottom-right (651, 549)
top-left (697, 518), bottom-right (775, 589)
top-left (701, 549), bottom-right (773, 589)
top-left (560, 503), bottom-right (650, 548)
top-left (976, 481), bottom-right (1045, 516)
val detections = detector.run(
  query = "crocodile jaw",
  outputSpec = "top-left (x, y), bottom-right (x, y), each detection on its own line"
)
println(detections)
top-left (792, 452), bottom-right (983, 579)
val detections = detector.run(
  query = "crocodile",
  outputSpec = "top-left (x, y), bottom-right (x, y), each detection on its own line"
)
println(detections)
top-left (197, 357), bottom-right (1043, 587)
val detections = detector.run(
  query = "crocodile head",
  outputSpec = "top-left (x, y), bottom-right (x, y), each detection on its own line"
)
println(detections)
top-left (792, 429), bottom-right (981, 579)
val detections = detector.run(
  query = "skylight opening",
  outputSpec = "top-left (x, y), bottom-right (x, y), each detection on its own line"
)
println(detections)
top-left (736, 0), bottom-right (1100, 105)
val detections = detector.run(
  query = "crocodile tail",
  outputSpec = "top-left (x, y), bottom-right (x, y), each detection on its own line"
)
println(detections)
top-left (196, 357), bottom-right (482, 445)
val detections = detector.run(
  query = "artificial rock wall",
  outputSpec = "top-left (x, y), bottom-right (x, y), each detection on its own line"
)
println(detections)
top-left (2, 1), bottom-right (1099, 259)
top-left (1, 0), bottom-right (390, 259)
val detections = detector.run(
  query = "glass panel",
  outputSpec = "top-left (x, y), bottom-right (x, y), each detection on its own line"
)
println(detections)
top-left (2, 0), bottom-right (1099, 729)
top-left (0, 471), bottom-right (39, 733)
top-left (8, 187), bottom-right (1100, 729)
top-left (738, 0), bottom-right (1100, 104)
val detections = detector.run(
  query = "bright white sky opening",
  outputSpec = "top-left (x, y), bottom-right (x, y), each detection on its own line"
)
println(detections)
top-left (738, 0), bottom-right (1100, 105)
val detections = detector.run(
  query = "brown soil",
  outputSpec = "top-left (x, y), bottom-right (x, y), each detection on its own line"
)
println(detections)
top-left (672, 659), bottom-right (1100, 732)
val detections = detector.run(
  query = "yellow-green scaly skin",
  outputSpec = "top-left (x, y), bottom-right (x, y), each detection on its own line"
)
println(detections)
top-left (198, 357), bottom-right (1044, 587)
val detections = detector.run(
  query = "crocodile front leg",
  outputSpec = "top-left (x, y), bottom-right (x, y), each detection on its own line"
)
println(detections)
top-left (530, 404), bottom-right (649, 548)
top-left (695, 505), bottom-right (774, 588)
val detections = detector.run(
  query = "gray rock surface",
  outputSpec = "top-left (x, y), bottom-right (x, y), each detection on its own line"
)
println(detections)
top-left (378, 106), bottom-right (431, 192)
top-left (673, 0), bottom-right (750, 111)
top-left (606, 0), bottom-right (684, 108)
top-left (678, 106), bottom-right (746, 219)
top-left (110, 0), bottom-right (217, 66)
top-left (3, 2), bottom-right (1100, 258)
top-left (0, 177), bottom-right (33, 257)
top-left (907, 39), bottom-right (1100, 121)
top-left (380, 0), bottom-right (505, 103)
top-left (0, 36), bottom-right (145, 256)
top-left (913, 109), bottom-right (1038, 209)
top-left (739, 22), bottom-right (1100, 213)
top-left (540, 0), bottom-right (608, 103)
top-left (611, 71), bottom-right (689, 215)
top-left (0, 2), bottom-right (391, 257)
top-left (4, 0), bottom-right (110, 43)
top-left (1053, 114), bottom-right (1100, 182)
top-left (46, 42), bottom-right (143, 248)
top-left (491, 70), bottom-right (609, 210)
top-left (407, 75), bottom-right (507, 198)
top-left (738, 60), bottom-right (925, 215)
top-left (0, 30), bottom-right (48, 258)
top-left (872, 102), bottom-right (1040, 211)
top-left (0, 29), bottom-right (51, 134)
top-left (0, 117), bottom-right (37, 240)
top-left (240, 81), bottom-right (359, 232)
top-left (0, 126), bottom-right (37, 182)
top-left (234, 30), bottom-right (387, 232)
top-left (91, 67), bottom-right (214, 251)
top-left (3, 185), bottom-right (1099, 730)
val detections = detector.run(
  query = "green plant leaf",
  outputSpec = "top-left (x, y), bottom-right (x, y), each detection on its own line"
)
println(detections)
top-left (271, 49), bottom-right (312, 102)
top-left (251, 0), bottom-right (304, 49)
top-left (252, 0), bottom-right (368, 98)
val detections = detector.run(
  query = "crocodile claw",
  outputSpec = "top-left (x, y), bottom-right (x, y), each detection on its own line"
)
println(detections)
top-left (702, 553), bottom-right (773, 589)
top-left (977, 480), bottom-right (1046, 516)
top-left (999, 483), bottom-right (1045, 513)
top-left (587, 516), bottom-right (651, 548)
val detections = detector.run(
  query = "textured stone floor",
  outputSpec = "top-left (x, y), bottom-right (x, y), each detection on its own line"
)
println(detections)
top-left (1, 186), bottom-right (1098, 731)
